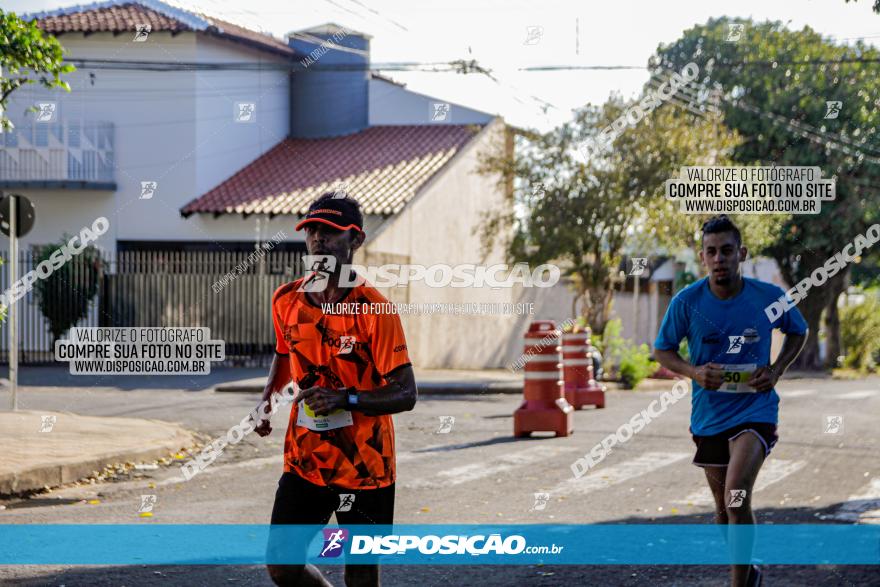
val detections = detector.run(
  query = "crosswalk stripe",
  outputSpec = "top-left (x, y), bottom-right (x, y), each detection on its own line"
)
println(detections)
top-left (835, 390), bottom-right (875, 400)
top-left (828, 478), bottom-right (880, 524)
top-left (777, 389), bottom-right (816, 398)
top-left (396, 441), bottom-right (479, 463)
top-left (402, 444), bottom-right (573, 489)
top-left (548, 452), bottom-right (689, 498)
top-left (674, 459), bottom-right (806, 505)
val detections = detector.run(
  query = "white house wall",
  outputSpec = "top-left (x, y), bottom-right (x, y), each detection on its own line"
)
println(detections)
top-left (3, 31), bottom-right (290, 249)
top-left (362, 119), bottom-right (546, 368)
top-left (368, 78), bottom-right (493, 126)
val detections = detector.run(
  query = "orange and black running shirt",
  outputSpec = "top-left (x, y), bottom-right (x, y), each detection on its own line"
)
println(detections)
top-left (272, 276), bottom-right (412, 490)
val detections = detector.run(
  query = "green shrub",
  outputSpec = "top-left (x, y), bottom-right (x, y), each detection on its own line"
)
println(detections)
top-left (32, 238), bottom-right (103, 343)
top-left (840, 295), bottom-right (880, 372)
top-left (619, 343), bottom-right (659, 389)
top-left (598, 318), bottom-right (627, 377)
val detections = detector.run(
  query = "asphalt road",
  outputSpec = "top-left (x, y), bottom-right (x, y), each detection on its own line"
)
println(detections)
top-left (1, 374), bottom-right (878, 586)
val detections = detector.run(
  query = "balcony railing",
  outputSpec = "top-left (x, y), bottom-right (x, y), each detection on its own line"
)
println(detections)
top-left (0, 119), bottom-right (116, 189)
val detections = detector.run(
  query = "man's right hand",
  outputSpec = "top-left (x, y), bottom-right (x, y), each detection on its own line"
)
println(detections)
top-left (692, 363), bottom-right (725, 390)
top-left (252, 397), bottom-right (274, 437)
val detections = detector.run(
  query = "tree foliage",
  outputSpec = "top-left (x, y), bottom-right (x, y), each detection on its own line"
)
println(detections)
top-left (0, 10), bottom-right (74, 130)
top-left (653, 17), bottom-right (880, 369)
top-left (478, 96), bottom-right (740, 334)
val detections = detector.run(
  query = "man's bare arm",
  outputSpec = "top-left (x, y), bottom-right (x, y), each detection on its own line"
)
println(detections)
top-left (298, 365), bottom-right (417, 417)
top-left (771, 332), bottom-right (807, 375)
top-left (654, 348), bottom-right (696, 379)
top-left (750, 331), bottom-right (808, 391)
top-left (655, 347), bottom-right (725, 390)
top-left (354, 365), bottom-right (417, 415)
top-left (253, 353), bottom-right (291, 436)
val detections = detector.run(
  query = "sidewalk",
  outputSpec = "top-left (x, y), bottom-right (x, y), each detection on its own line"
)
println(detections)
top-left (214, 367), bottom-right (675, 394)
top-left (0, 410), bottom-right (195, 496)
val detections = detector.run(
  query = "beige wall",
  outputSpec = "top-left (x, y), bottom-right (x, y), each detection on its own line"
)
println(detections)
top-left (356, 118), bottom-right (559, 368)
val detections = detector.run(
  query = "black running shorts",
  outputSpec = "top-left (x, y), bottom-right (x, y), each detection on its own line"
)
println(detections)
top-left (270, 472), bottom-right (395, 525)
top-left (691, 422), bottom-right (778, 467)
top-left (266, 472), bottom-right (395, 565)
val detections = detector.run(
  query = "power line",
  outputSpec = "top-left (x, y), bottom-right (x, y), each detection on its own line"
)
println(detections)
top-left (521, 56), bottom-right (880, 72)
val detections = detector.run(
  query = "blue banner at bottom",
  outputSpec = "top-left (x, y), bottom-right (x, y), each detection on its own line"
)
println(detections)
top-left (0, 525), bottom-right (877, 565)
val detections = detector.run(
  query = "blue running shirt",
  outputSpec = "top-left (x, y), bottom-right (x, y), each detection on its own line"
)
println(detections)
top-left (654, 277), bottom-right (808, 435)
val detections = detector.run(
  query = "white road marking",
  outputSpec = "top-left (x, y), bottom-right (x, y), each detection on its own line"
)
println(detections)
top-left (828, 478), bottom-right (880, 524)
top-left (402, 444), bottom-right (573, 489)
top-left (674, 459), bottom-right (806, 506)
top-left (777, 389), bottom-right (816, 398)
top-left (835, 390), bottom-right (875, 400)
top-left (396, 441), bottom-right (481, 463)
top-left (549, 452), bottom-right (689, 497)
top-left (158, 455), bottom-right (281, 485)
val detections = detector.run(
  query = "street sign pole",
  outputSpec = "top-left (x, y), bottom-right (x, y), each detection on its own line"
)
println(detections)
top-left (9, 195), bottom-right (17, 411)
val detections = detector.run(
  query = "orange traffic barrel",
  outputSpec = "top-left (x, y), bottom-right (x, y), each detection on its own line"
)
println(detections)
top-left (513, 320), bottom-right (574, 437)
top-left (562, 328), bottom-right (605, 409)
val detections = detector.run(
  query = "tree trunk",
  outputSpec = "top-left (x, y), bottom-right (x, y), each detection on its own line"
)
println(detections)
top-left (789, 267), bottom-right (848, 371)
top-left (822, 267), bottom-right (848, 369)
top-left (824, 297), bottom-right (841, 370)
top-left (585, 283), bottom-right (614, 336)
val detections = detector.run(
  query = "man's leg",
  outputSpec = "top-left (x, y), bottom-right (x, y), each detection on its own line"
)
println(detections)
top-left (267, 564), bottom-right (333, 587)
top-left (344, 565), bottom-right (379, 587)
top-left (724, 432), bottom-right (766, 587)
top-left (337, 483), bottom-right (396, 587)
top-left (703, 466), bottom-right (729, 525)
top-left (266, 473), bottom-right (336, 587)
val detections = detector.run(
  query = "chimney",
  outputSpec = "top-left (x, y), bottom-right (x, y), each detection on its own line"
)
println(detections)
top-left (288, 23), bottom-right (371, 138)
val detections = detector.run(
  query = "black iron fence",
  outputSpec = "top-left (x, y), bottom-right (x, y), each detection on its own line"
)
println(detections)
top-left (0, 249), bottom-right (305, 366)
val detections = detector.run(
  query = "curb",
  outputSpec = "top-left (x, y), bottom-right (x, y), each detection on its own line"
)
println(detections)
top-left (0, 427), bottom-right (195, 496)
top-left (214, 380), bottom-right (673, 395)
top-left (215, 381), bottom-right (526, 395)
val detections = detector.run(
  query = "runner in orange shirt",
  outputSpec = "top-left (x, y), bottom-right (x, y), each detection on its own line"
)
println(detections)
top-left (257, 192), bottom-right (418, 587)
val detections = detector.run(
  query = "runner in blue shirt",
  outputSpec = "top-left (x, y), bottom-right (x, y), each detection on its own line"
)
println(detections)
top-left (654, 215), bottom-right (807, 587)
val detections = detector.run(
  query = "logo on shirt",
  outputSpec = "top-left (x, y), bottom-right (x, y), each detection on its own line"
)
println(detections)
top-left (319, 528), bottom-right (348, 558)
top-left (338, 335), bottom-right (356, 355)
top-left (742, 327), bottom-right (760, 344)
top-left (726, 336), bottom-right (744, 354)
top-left (316, 322), bottom-right (366, 355)
top-left (393, 344), bottom-right (407, 353)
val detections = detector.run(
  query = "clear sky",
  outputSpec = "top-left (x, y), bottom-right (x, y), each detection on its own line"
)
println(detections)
top-left (3, 0), bottom-right (879, 131)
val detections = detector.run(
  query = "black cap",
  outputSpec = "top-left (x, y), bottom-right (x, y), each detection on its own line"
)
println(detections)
top-left (295, 195), bottom-right (364, 233)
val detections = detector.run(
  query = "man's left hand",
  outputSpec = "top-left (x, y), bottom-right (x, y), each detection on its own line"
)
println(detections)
top-left (297, 386), bottom-right (347, 416)
top-left (748, 365), bottom-right (780, 392)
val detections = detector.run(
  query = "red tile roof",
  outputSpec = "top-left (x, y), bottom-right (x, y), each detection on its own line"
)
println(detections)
top-left (180, 125), bottom-right (485, 217)
top-left (27, 0), bottom-right (295, 58)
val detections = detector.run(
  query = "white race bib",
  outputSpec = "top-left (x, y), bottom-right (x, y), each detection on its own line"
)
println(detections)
top-left (296, 399), bottom-right (353, 432)
top-left (718, 363), bottom-right (757, 393)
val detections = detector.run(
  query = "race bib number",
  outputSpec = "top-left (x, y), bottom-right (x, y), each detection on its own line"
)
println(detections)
top-left (719, 363), bottom-right (757, 393)
top-left (296, 399), bottom-right (353, 432)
